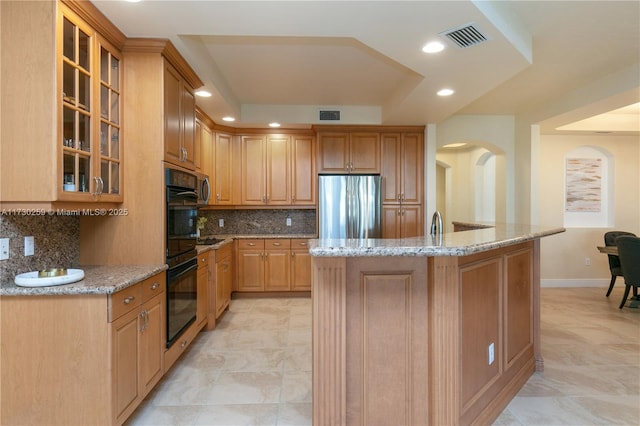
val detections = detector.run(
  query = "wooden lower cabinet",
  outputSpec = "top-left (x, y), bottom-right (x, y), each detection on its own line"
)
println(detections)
top-left (110, 273), bottom-right (165, 425)
top-left (215, 244), bottom-right (233, 318)
top-left (264, 239), bottom-right (291, 291)
top-left (236, 238), bottom-right (310, 292)
top-left (291, 239), bottom-right (312, 291)
top-left (196, 252), bottom-right (209, 329)
top-left (0, 271), bottom-right (165, 426)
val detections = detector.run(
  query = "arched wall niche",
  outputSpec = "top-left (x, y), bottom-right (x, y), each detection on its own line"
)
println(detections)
top-left (563, 145), bottom-right (614, 228)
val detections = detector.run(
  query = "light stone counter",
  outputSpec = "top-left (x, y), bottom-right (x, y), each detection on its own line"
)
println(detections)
top-left (309, 223), bottom-right (564, 257)
top-left (0, 264), bottom-right (167, 296)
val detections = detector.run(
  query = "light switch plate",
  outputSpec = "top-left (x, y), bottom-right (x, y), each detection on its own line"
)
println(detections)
top-left (25, 236), bottom-right (34, 256)
top-left (219, 218), bottom-right (224, 228)
top-left (286, 217), bottom-right (292, 226)
top-left (0, 238), bottom-right (9, 260)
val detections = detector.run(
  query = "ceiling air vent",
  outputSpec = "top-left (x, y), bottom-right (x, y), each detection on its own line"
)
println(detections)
top-left (439, 23), bottom-right (489, 48)
top-left (319, 110), bottom-right (341, 121)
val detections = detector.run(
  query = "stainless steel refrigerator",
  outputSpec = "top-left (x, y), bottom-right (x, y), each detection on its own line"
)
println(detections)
top-left (318, 174), bottom-right (382, 239)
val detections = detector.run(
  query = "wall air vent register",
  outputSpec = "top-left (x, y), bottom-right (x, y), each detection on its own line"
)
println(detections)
top-left (319, 110), bottom-right (341, 121)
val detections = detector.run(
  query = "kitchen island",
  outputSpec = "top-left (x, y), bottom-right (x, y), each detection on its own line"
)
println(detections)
top-left (308, 223), bottom-right (564, 426)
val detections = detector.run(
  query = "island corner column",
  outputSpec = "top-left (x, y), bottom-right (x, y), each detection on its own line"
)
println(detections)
top-left (312, 256), bottom-right (347, 426)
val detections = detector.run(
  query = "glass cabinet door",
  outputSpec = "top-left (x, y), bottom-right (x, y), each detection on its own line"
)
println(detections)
top-left (59, 8), bottom-right (123, 201)
top-left (99, 41), bottom-right (122, 196)
top-left (62, 16), bottom-right (92, 193)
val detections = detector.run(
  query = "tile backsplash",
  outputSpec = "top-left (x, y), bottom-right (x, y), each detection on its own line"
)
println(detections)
top-left (198, 209), bottom-right (316, 236)
top-left (0, 215), bottom-right (80, 284)
top-left (0, 209), bottom-right (314, 284)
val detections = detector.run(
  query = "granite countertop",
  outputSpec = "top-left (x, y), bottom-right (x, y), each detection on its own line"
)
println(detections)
top-left (196, 234), bottom-right (316, 253)
top-left (214, 234), bottom-right (317, 239)
top-left (308, 223), bottom-right (565, 257)
top-left (1, 264), bottom-right (167, 296)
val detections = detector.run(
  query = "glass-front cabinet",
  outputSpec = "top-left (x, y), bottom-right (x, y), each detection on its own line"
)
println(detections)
top-left (59, 5), bottom-right (122, 201)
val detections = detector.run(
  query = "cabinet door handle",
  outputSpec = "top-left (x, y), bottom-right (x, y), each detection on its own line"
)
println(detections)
top-left (150, 282), bottom-right (159, 290)
top-left (291, 252), bottom-right (295, 258)
top-left (98, 177), bottom-right (104, 195)
top-left (216, 193), bottom-right (220, 202)
top-left (397, 209), bottom-right (401, 216)
top-left (123, 296), bottom-right (135, 305)
top-left (180, 340), bottom-right (187, 349)
top-left (93, 176), bottom-right (100, 196)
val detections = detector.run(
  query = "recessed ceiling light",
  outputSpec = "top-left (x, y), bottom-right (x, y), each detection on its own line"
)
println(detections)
top-left (269, 122), bottom-right (281, 128)
top-left (442, 142), bottom-right (467, 148)
top-left (222, 116), bottom-right (235, 122)
top-left (422, 41), bottom-right (445, 53)
top-left (194, 90), bottom-right (212, 97)
top-left (437, 88), bottom-right (455, 97)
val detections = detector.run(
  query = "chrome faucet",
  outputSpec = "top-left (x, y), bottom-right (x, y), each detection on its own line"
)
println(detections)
top-left (430, 210), bottom-right (443, 235)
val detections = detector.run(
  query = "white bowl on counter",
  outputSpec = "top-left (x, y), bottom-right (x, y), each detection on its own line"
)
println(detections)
top-left (14, 269), bottom-right (85, 287)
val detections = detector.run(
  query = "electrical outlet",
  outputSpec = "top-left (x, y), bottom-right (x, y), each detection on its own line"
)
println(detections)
top-left (219, 218), bottom-right (224, 228)
top-left (24, 236), bottom-right (34, 256)
top-left (0, 238), bottom-right (9, 260)
top-left (286, 217), bottom-right (292, 226)
top-left (488, 342), bottom-right (495, 365)
top-left (585, 257), bottom-right (591, 266)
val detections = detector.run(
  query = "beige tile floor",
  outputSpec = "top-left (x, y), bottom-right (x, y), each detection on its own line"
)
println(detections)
top-left (127, 287), bottom-right (639, 426)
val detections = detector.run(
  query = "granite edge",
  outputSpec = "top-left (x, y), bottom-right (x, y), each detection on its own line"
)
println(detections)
top-left (1, 264), bottom-right (168, 296)
top-left (308, 226), bottom-right (565, 257)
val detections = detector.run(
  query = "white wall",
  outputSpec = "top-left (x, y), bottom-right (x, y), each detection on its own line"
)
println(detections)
top-left (430, 115), bottom-right (515, 226)
top-left (537, 134), bottom-right (640, 285)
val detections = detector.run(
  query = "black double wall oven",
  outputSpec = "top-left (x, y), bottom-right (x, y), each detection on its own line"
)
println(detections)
top-left (165, 167), bottom-right (199, 348)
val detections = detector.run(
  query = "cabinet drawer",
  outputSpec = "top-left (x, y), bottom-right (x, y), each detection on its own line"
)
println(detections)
top-left (265, 239), bottom-right (291, 250)
top-left (142, 272), bottom-right (166, 302)
top-left (291, 239), bottom-right (310, 250)
top-left (237, 239), bottom-right (265, 250)
top-left (109, 283), bottom-right (142, 322)
top-left (198, 252), bottom-right (210, 268)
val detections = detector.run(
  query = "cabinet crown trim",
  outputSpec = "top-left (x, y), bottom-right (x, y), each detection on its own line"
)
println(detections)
top-left (123, 38), bottom-right (203, 89)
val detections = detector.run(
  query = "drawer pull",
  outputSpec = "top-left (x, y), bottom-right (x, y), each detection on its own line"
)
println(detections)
top-left (123, 296), bottom-right (135, 305)
top-left (248, 243), bottom-right (256, 246)
top-left (299, 242), bottom-right (308, 246)
top-left (150, 282), bottom-right (159, 290)
top-left (272, 242), bottom-right (281, 246)
top-left (180, 340), bottom-right (187, 349)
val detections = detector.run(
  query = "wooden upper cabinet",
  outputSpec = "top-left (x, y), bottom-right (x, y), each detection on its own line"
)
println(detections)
top-left (317, 133), bottom-right (349, 173)
top-left (291, 135), bottom-right (316, 205)
top-left (0, 1), bottom-right (125, 207)
top-left (267, 135), bottom-right (291, 205)
top-left (381, 132), bottom-right (423, 204)
top-left (240, 135), bottom-right (291, 205)
top-left (350, 133), bottom-right (380, 173)
top-left (317, 132), bottom-right (380, 174)
top-left (241, 135), bottom-right (267, 205)
top-left (163, 61), bottom-right (196, 170)
top-left (213, 132), bottom-right (234, 205)
top-left (164, 64), bottom-right (182, 165)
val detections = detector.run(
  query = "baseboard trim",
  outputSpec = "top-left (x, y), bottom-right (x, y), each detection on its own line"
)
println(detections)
top-left (541, 278), bottom-right (609, 288)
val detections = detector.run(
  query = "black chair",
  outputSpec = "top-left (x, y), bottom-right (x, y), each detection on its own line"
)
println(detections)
top-left (615, 235), bottom-right (640, 309)
top-left (604, 231), bottom-right (636, 297)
